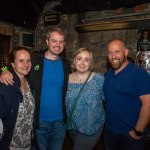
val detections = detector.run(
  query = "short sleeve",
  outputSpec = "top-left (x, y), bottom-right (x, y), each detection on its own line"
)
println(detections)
top-left (133, 68), bottom-right (150, 96)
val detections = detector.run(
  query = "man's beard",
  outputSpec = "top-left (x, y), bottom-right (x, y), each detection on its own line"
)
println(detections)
top-left (110, 57), bottom-right (126, 70)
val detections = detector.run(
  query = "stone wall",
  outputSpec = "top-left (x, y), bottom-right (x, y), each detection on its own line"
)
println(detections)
top-left (35, 1), bottom-right (150, 73)
top-left (76, 29), bottom-right (137, 73)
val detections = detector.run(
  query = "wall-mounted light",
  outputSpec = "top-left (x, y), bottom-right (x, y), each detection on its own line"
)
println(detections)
top-left (44, 13), bottom-right (60, 26)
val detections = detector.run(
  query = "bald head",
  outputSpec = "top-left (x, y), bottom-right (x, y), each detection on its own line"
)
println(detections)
top-left (108, 39), bottom-right (126, 50)
top-left (107, 39), bottom-right (129, 73)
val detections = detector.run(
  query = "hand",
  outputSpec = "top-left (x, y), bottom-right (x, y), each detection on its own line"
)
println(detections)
top-left (129, 130), bottom-right (142, 140)
top-left (0, 70), bottom-right (14, 85)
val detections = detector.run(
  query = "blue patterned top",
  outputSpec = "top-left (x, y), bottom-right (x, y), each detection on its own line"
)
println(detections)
top-left (66, 73), bottom-right (105, 135)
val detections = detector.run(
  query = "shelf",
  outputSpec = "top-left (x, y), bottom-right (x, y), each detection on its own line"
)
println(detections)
top-left (75, 18), bottom-right (150, 32)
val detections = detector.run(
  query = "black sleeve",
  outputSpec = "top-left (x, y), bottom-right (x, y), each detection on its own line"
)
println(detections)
top-left (0, 85), bottom-right (12, 119)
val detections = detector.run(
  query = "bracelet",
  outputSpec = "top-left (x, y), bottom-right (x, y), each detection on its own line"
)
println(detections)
top-left (1, 66), bottom-right (8, 72)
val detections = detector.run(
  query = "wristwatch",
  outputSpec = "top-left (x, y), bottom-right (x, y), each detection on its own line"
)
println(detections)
top-left (134, 129), bottom-right (143, 136)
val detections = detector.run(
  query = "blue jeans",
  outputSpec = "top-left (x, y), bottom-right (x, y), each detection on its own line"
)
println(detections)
top-left (104, 129), bottom-right (145, 150)
top-left (32, 120), bottom-right (66, 150)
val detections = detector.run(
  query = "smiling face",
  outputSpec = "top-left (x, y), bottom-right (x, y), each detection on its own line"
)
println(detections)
top-left (107, 40), bottom-right (128, 72)
top-left (46, 31), bottom-right (65, 56)
top-left (11, 50), bottom-right (31, 78)
top-left (74, 50), bottom-right (92, 73)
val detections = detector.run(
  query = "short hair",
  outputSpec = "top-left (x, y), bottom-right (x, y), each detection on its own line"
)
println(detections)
top-left (46, 27), bottom-right (66, 41)
top-left (71, 47), bottom-right (93, 71)
top-left (9, 46), bottom-right (31, 65)
top-left (108, 39), bottom-right (127, 49)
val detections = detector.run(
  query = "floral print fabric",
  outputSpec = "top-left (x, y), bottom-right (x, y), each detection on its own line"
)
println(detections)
top-left (10, 81), bottom-right (35, 150)
top-left (66, 73), bottom-right (105, 135)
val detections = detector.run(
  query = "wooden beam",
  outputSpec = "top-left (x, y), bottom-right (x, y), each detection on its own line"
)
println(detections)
top-left (75, 18), bottom-right (150, 32)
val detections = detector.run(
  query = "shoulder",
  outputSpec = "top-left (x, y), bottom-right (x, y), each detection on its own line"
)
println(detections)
top-left (31, 50), bottom-right (45, 62)
top-left (128, 64), bottom-right (150, 85)
top-left (69, 72), bottom-right (75, 81)
top-left (61, 58), bottom-right (71, 76)
top-left (132, 64), bottom-right (149, 76)
top-left (60, 55), bottom-right (70, 65)
top-left (104, 69), bottom-right (112, 77)
top-left (93, 72), bottom-right (104, 84)
top-left (95, 72), bottom-right (104, 78)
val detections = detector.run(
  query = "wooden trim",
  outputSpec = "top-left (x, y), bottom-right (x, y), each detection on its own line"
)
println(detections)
top-left (0, 23), bottom-right (13, 36)
top-left (75, 18), bottom-right (150, 32)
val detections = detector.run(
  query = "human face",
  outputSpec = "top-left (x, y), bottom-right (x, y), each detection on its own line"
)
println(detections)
top-left (46, 31), bottom-right (65, 56)
top-left (11, 50), bottom-right (31, 78)
top-left (74, 51), bottom-right (92, 73)
top-left (107, 40), bottom-right (128, 71)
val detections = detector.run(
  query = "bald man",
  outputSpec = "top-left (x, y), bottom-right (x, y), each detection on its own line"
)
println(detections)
top-left (103, 39), bottom-right (150, 150)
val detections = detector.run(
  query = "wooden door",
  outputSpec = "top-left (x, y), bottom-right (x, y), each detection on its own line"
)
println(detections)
top-left (0, 35), bottom-right (10, 68)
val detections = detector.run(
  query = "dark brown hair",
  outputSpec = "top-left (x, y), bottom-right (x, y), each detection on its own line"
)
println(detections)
top-left (9, 46), bottom-right (31, 66)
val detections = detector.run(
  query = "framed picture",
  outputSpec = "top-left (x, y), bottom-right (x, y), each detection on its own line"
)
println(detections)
top-left (20, 32), bottom-right (34, 50)
top-left (137, 29), bottom-right (150, 51)
top-left (136, 29), bottom-right (150, 71)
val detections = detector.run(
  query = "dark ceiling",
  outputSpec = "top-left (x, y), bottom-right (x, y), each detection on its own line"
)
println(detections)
top-left (0, 0), bottom-right (149, 29)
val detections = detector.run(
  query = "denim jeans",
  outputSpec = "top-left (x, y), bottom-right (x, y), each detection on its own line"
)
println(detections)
top-left (104, 129), bottom-right (145, 150)
top-left (32, 120), bottom-right (66, 150)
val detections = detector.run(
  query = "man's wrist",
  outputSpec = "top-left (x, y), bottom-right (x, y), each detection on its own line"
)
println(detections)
top-left (134, 129), bottom-right (143, 137)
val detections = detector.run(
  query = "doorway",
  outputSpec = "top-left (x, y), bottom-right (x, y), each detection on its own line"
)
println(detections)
top-left (0, 34), bottom-right (10, 68)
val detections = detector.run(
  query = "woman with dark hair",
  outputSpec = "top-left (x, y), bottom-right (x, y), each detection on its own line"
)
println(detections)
top-left (0, 46), bottom-right (35, 150)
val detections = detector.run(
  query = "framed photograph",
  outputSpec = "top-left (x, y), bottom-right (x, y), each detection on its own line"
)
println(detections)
top-left (136, 29), bottom-right (150, 71)
top-left (137, 29), bottom-right (150, 51)
top-left (20, 32), bottom-right (34, 50)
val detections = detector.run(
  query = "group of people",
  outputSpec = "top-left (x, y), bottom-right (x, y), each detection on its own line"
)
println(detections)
top-left (0, 27), bottom-right (150, 150)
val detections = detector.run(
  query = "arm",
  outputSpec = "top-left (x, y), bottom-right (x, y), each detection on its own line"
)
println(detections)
top-left (136, 94), bottom-right (150, 131)
top-left (129, 94), bottom-right (150, 139)
top-left (0, 85), bottom-right (12, 118)
top-left (0, 70), bottom-right (14, 85)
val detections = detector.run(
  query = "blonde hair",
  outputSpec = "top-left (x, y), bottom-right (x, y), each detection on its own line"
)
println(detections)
top-left (71, 47), bottom-right (93, 71)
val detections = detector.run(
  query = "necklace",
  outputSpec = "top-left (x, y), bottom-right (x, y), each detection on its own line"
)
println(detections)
top-left (79, 78), bottom-right (85, 82)
top-left (76, 71), bottom-right (90, 83)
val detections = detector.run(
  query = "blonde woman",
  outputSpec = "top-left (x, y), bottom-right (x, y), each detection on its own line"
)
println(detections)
top-left (66, 48), bottom-right (105, 150)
